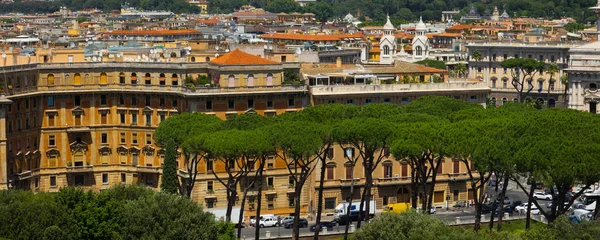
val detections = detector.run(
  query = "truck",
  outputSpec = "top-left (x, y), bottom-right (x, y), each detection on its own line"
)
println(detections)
top-left (382, 202), bottom-right (411, 214)
top-left (206, 207), bottom-right (243, 226)
top-left (333, 200), bottom-right (376, 219)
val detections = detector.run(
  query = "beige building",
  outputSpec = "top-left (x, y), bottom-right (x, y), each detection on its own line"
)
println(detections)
top-left (0, 49), bottom-right (490, 218)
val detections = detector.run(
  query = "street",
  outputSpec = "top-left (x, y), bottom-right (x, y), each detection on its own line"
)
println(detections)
top-left (238, 179), bottom-right (556, 239)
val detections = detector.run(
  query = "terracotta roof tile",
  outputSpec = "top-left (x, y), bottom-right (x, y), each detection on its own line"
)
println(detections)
top-left (259, 32), bottom-right (363, 41)
top-left (106, 30), bottom-right (200, 35)
top-left (210, 49), bottom-right (278, 65)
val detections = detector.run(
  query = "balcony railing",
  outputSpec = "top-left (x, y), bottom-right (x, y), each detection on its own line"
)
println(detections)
top-left (66, 165), bottom-right (94, 173)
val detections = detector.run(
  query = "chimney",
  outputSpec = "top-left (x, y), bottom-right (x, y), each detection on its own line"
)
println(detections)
top-left (336, 57), bottom-right (342, 68)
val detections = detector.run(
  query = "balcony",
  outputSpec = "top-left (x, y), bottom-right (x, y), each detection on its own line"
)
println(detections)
top-left (309, 82), bottom-right (490, 96)
top-left (137, 166), bottom-right (161, 173)
top-left (66, 126), bottom-right (91, 133)
top-left (17, 170), bottom-right (34, 180)
top-left (66, 165), bottom-right (94, 173)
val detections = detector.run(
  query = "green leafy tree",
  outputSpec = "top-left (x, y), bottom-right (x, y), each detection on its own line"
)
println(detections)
top-left (304, 2), bottom-right (333, 22)
top-left (500, 58), bottom-right (545, 102)
top-left (160, 139), bottom-right (179, 194)
top-left (154, 113), bottom-right (222, 197)
top-left (454, 63), bottom-right (468, 79)
top-left (269, 119), bottom-right (325, 240)
top-left (264, 0), bottom-right (301, 13)
top-left (415, 59), bottom-right (446, 70)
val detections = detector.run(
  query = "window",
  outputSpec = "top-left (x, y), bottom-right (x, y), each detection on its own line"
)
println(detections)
top-left (267, 156), bottom-right (274, 169)
top-left (415, 46), bottom-right (422, 56)
top-left (345, 163), bottom-right (353, 179)
top-left (288, 175), bottom-right (295, 187)
top-left (119, 73), bottom-right (125, 84)
top-left (267, 177), bottom-right (274, 188)
top-left (266, 73), bottom-right (273, 86)
top-left (248, 99), bottom-right (254, 108)
top-left (267, 100), bottom-right (273, 108)
top-left (502, 78), bottom-right (508, 88)
top-left (191, 57), bottom-right (196, 62)
top-left (48, 135), bottom-right (55, 146)
top-left (228, 74), bottom-right (235, 88)
top-left (146, 134), bottom-right (152, 145)
top-left (132, 133), bottom-right (138, 145)
top-left (206, 159), bottom-right (213, 172)
top-left (206, 100), bottom-right (212, 110)
top-left (325, 197), bottom-right (337, 209)
top-left (102, 173), bottom-right (108, 184)
top-left (383, 45), bottom-right (390, 55)
top-left (207, 181), bottom-right (214, 192)
top-left (131, 96), bottom-right (137, 106)
top-left (344, 148), bottom-right (354, 159)
top-left (47, 74), bottom-right (55, 85)
top-left (513, 98), bottom-right (518, 103)
top-left (172, 99), bottom-right (178, 108)
top-left (281, 56), bottom-right (287, 62)
top-left (551, 55), bottom-right (555, 62)
top-left (514, 54), bottom-right (519, 59)
top-left (50, 176), bottom-right (56, 187)
top-left (48, 96), bottom-right (54, 107)
top-left (453, 161), bottom-right (460, 174)
top-left (436, 162), bottom-right (443, 173)
top-left (247, 74), bottom-right (254, 87)
top-left (145, 96), bottom-right (150, 106)
top-left (503, 68), bottom-right (507, 74)
top-left (74, 175), bottom-right (85, 185)
top-left (384, 164), bottom-right (392, 178)
top-left (470, 95), bottom-right (477, 101)
top-left (228, 99), bottom-right (234, 109)
top-left (401, 162), bottom-right (408, 177)
top-left (121, 173), bottom-right (126, 183)
top-left (346, 99), bottom-right (354, 105)
top-left (491, 79), bottom-right (496, 88)
top-left (326, 164), bottom-right (334, 180)
top-left (477, 67), bottom-right (482, 73)
top-left (539, 55), bottom-right (543, 61)
top-left (492, 54), bottom-right (496, 61)
top-left (131, 113), bottom-right (138, 125)
top-left (100, 95), bottom-right (107, 105)
top-left (48, 115), bottom-right (55, 127)
top-left (384, 98), bottom-right (391, 103)
top-left (145, 73), bottom-right (151, 85)
top-left (101, 133), bottom-right (108, 144)
top-left (503, 54), bottom-right (507, 60)
top-left (101, 113), bottom-right (107, 124)
top-left (492, 68), bottom-right (496, 74)
top-left (365, 98), bottom-right (372, 104)
top-left (590, 83), bottom-right (598, 91)
top-left (120, 113), bottom-right (126, 124)
top-left (146, 114), bottom-right (151, 126)
top-left (120, 132), bottom-right (126, 144)
top-left (288, 98), bottom-right (295, 107)
top-left (327, 148), bottom-right (334, 159)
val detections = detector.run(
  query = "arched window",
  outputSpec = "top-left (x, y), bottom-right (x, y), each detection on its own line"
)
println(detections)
top-left (491, 77), bottom-right (497, 88)
top-left (502, 97), bottom-right (508, 104)
top-left (549, 98), bottom-right (556, 108)
top-left (131, 73), bottom-right (138, 85)
top-left (205, 57), bottom-right (210, 62)
top-left (513, 98), bottom-right (518, 103)
top-left (145, 73), bottom-right (151, 85)
top-left (415, 46), bottom-right (423, 56)
top-left (228, 74), bottom-right (235, 88)
top-left (100, 72), bottom-right (107, 85)
top-left (171, 74), bottom-right (178, 86)
top-left (502, 77), bottom-right (508, 88)
top-left (190, 57), bottom-right (196, 62)
top-left (159, 73), bottom-right (166, 86)
top-left (383, 45), bottom-right (390, 55)
top-left (397, 186), bottom-right (410, 203)
top-left (119, 72), bottom-right (125, 84)
top-left (47, 74), bottom-right (54, 85)
top-left (536, 98), bottom-right (544, 106)
top-left (491, 97), bottom-right (496, 106)
top-left (382, 160), bottom-right (393, 178)
top-left (266, 73), bottom-right (273, 86)
top-left (590, 83), bottom-right (597, 91)
top-left (247, 74), bottom-right (254, 87)
top-left (74, 73), bottom-right (81, 85)
top-left (170, 52), bottom-right (177, 58)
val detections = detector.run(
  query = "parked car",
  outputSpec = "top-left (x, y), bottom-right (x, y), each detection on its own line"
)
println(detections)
top-left (284, 218), bottom-right (308, 228)
top-left (496, 196), bottom-right (511, 205)
top-left (310, 221), bottom-right (335, 232)
top-left (573, 202), bottom-right (586, 210)
top-left (280, 216), bottom-right (294, 225)
top-left (259, 216), bottom-right (280, 228)
top-left (515, 203), bottom-right (540, 215)
top-left (250, 214), bottom-right (275, 227)
top-left (533, 192), bottom-right (553, 200)
top-left (510, 201), bottom-right (523, 211)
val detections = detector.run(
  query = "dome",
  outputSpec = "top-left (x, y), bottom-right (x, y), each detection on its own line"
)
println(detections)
top-left (415, 16), bottom-right (426, 31)
top-left (383, 15), bottom-right (394, 30)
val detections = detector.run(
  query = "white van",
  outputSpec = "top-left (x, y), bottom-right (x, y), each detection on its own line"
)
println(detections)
top-left (250, 214), bottom-right (276, 226)
top-left (259, 216), bottom-right (279, 228)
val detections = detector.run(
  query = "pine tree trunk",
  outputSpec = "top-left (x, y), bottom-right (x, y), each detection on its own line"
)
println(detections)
top-left (314, 158), bottom-right (327, 240)
top-left (525, 180), bottom-right (536, 230)
top-left (496, 174), bottom-right (509, 231)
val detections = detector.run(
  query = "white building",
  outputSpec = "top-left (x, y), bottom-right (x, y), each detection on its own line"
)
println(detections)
top-left (379, 16), bottom-right (396, 65)
top-left (411, 17), bottom-right (430, 61)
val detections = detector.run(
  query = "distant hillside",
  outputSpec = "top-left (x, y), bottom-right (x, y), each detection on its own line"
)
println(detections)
top-left (0, 0), bottom-right (200, 14)
top-left (211, 0), bottom-right (597, 23)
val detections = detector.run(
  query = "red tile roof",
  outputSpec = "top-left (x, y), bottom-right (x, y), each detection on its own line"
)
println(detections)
top-left (106, 30), bottom-right (200, 36)
top-left (210, 49), bottom-right (278, 65)
top-left (260, 32), bottom-right (363, 41)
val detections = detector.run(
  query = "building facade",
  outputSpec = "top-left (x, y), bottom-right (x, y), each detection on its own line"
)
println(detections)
top-left (467, 43), bottom-right (574, 107)
top-left (0, 49), bottom-right (490, 218)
